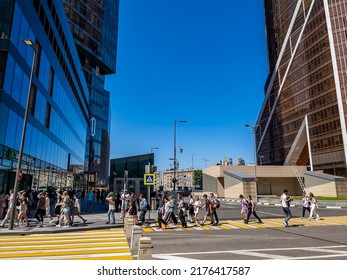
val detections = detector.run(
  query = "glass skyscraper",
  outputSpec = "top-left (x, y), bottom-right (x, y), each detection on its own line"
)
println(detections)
top-left (0, 0), bottom-right (91, 192)
top-left (63, 0), bottom-right (119, 188)
top-left (257, 0), bottom-right (347, 176)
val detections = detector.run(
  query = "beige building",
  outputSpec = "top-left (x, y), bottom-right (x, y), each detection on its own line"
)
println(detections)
top-left (156, 169), bottom-right (195, 191)
top-left (203, 165), bottom-right (347, 198)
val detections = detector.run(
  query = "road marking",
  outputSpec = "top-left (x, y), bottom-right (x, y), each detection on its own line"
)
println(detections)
top-left (152, 245), bottom-right (347, 260)
top-left (0, 229), bottom-right (132, 260)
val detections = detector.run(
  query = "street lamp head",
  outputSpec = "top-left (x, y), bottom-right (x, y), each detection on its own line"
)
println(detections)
top-left (175, 120), bottom-right (188, 123)
top-left (22, 38), bottom-right (35, 50)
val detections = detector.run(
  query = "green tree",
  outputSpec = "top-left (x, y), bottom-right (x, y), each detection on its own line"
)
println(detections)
top-left (193, 169), bottom-right (202, 190)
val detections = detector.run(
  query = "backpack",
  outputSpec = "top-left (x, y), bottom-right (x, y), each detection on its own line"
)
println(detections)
top-left (183, 202), bottom-right (189, 210)
top-left (68, 199), bottom-right (74, 207)
top-left (215, 199), bottom-right (220, 209)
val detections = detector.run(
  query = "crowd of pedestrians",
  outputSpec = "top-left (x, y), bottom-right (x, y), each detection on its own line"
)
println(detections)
top-left (0, 186), bottom-right (323, 230)
top-left (0, 188), bottom-right (101, 228)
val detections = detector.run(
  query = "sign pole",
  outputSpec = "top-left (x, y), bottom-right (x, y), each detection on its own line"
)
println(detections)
top-left (144, 172), bottom-right (155, 224)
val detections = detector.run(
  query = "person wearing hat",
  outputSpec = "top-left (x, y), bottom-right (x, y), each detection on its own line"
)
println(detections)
top-left (105, 192), bottom-right (116, 224)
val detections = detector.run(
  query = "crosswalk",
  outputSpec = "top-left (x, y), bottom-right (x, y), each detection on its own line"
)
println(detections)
top-left (0, 229), bottom-right (132, 260)
top-left (142, 215), bottom-right (347, 232)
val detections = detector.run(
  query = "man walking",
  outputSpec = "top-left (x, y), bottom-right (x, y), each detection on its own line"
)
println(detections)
top-left (209, 193), bottom-right (219, 226)
top-left (0, 189), bottom-right (18, 228)
top-left (281, 189), bottom-right (293, 227)
top-left (139, 194), bottom-right (148, 226)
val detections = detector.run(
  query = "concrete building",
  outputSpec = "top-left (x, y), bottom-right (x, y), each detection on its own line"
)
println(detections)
top-left (203, 165), bottom-right (347, 198)
top-left (257, 0), bottom-right (347, 177)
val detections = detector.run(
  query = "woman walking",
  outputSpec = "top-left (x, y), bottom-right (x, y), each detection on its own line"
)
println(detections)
top-left (193, 195), bottom-right (202, 227)
top-left (18, 192), bottom-right (29, 227)
top-left (308, 192), bottom-right (320, 221)
top-left (127, 193), bottom-right (138, 225)
top-left (245, 195), bottom-right (263, 224)
top-left (56, 191), bottom-right (71, 228)
top-left (105, 192), bottom-right (116, 224)
top-left (239, 194), bottom-right (248, 223)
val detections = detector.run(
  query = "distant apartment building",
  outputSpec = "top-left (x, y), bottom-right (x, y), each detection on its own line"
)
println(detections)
top-left (157, 169), bottom-right (196, 191)
top-left (257, 0), bottom-right (347, 176)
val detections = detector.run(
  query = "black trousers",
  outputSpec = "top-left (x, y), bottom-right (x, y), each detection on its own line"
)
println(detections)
top-left (302, 206), bottom-right (310, 217)
top-left (179, 209), bottom-right (187, 227)
top-left (35, 209), bottom-right (45, 222)
top-left (246, 209), bottom-right (262, 223)
top-left (163, 211), bottom-right (177, 225)
top-left (211, 210), bottom-right (219, 223)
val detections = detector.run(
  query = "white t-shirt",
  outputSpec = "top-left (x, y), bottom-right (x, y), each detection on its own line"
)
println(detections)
top-left (281, 193), bottom-right (289, 207)
top-left (194, 200), bottom-right (201, 214)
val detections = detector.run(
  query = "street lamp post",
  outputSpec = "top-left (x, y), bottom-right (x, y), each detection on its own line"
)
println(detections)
top-left (173, 120), bottom-right (187, 191)
top-left (245, 124), bottom-right (259, 202)
top-left (9, 39), bottom-right (36, 230)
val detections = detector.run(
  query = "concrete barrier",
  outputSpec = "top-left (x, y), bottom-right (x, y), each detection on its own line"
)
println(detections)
top-left (137, 237), bottom-right (152, 260)
top-left (124, 216), bottom-right (134, 238)
top-left (131, 225), bottom-right (142, 250)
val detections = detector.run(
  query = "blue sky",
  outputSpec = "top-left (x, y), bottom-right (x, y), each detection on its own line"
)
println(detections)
top-left (106, 0), bottom-right (269, 171)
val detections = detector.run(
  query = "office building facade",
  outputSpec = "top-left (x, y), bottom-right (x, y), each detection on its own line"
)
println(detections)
top-left (63, 0), bottom-right (119, 188)
top-left (110, 153), bottom-right (155, 199)
top-left (257, 0), bottom-right (347, 176)
top-left (0, 0), bottom-right (90, 192)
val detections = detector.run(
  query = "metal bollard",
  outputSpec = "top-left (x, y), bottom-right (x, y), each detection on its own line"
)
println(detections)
top-left (124, 216), bottom-right (134, 238)
top-left (130, 225), bottom-right (142, 250)
top-left (137, 237), bottom-right (153, 260)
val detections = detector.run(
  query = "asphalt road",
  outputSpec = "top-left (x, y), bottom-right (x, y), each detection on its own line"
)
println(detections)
top-left (143, 201), bottom-right (347, 260)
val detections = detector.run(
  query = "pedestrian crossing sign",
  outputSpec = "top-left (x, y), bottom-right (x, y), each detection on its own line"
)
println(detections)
top-left (144, 174), bottom-right (155, 185)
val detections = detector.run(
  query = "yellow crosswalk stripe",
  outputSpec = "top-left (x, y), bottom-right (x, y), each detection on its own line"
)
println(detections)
top-left (0, 229), bottom-right (132, 260)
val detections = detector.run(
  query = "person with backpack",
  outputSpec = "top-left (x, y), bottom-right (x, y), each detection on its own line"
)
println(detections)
top-left (161, 195), bottom-right (178, 229)
top-left (245, 195), bottom-right (263, 224)
top-left (209, 193), bottom-right (220, 226)
top-left (200, 194), bottom-right (214, 226)
top-left (177, 194), bottom-right (188, 228)
top-left (138, 194), bottom-right (148, 227)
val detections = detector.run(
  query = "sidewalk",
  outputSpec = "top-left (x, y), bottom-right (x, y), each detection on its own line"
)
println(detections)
top-left (0, 201), bottom-right (158, 236)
